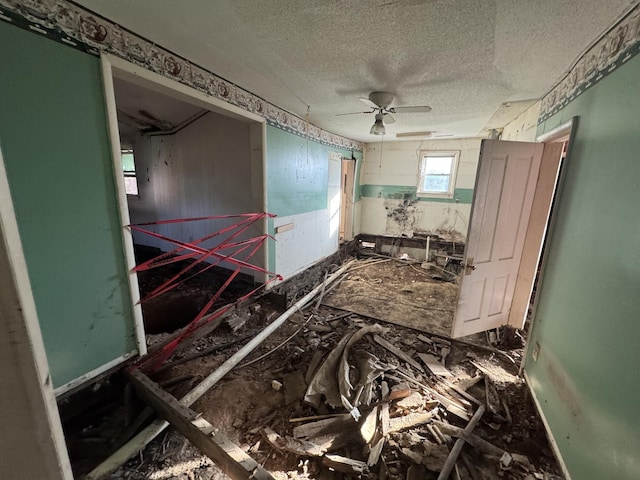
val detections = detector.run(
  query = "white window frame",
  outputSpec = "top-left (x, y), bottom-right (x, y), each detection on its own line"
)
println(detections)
top-left (417, 150), bottom-right (460, 198)
top-left (121, 148), bottom-right (139, 197)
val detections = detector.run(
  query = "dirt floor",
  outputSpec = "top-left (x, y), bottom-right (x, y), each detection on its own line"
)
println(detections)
top-left (62, 256), bottom-right (562, 480)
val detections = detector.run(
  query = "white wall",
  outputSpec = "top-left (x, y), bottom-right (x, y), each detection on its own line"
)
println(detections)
top-left (352, 199), bottom-right (363, 237)
top-left (359, 138), bottom-right (481, 240)
top-left (501, 101), bottom-right (541, 142)
top-left (272, 151), bottom-right (342, 278)
top-left (129, 112), bottom-right (265, 280)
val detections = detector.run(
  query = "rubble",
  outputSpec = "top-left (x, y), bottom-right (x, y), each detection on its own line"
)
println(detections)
top-left (64, 257), bottom-right (563, 480)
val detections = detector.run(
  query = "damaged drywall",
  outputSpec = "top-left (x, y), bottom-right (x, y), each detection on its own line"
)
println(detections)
top-left (360, 138), bottom-right (479, 239)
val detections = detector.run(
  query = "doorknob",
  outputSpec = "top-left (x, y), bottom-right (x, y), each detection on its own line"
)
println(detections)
top-left (463, 257), bottom-right (476, 275)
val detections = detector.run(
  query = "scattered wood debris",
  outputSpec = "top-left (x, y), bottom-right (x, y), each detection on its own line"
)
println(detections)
top-left (65, 257), bottom-right (563, 480)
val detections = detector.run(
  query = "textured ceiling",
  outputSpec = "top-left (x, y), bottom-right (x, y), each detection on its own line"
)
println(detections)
top-left (79, 0), bottom-right (634, 142)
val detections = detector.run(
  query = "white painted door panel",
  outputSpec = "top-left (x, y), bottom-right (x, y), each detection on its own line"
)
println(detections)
top-left (452, 140), bottom-right (543, 338)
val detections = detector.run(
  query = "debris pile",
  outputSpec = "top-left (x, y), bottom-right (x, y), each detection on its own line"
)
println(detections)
top-left (236, 317), bottom-right (561, 479)
top-left (69, 258), bottom-right (562, 480)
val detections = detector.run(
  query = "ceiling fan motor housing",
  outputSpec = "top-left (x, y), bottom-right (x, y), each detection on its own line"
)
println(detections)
top-left (369, 91), bottom-right (394, 109)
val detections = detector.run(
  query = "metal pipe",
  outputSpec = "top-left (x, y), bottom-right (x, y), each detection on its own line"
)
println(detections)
top-left (85, 260), bottom-right (355, 479)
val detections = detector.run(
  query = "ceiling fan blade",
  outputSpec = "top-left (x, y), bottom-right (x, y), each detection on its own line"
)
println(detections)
top-left (359, 97), bottom-right (380, 109)
top-left (336, 111), bottom-right (374, 117)
top-left (384, 113), bottom-right (396, 124)
top-left (391, 105), bottom-right (432, 113)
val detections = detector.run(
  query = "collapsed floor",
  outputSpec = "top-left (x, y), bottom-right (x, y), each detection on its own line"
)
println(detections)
top-left (61, 255), bottom-right (562, 480)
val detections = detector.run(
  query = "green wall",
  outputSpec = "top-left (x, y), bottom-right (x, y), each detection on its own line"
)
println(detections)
top-left (524, 55), bottom-right (640, 479)
top-left (0, 23), bottom-right (136, 388)
top-left (265, 124), bottom-right (362, 272)
top-left (265, 124), bottom-right (362, 216)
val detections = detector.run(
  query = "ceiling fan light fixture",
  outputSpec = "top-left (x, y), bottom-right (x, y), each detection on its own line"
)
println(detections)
top-left (370, 118), bottom-right (386, 135)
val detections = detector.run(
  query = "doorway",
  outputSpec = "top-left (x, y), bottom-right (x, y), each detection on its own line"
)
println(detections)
top-left (339, 157), bottom-right (356, 241)
top-left (100, 54), bottom-right (267, 335)
top-left (451, 120), bottom-right (575, 339)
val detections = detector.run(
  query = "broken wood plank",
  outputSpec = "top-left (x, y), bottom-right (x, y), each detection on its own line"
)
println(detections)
top-left (381, 380), bottom-right (390, 401)
top-left (395, 391), bottom-right (425, 410)
top-left (380, 402), bottom-right (390, 437)
top-left (387, 370), bottom-right (470, 420)
top-left (323, 454), bottom-right (368, 475)
top-left (426, 424), bottom-right (443, 444)
top-left (456, 374), bottom-right (484, 392)
top-left (292, 415), bottom-right (352, 438)
top-left (289, 414), bottom-right (345, 423)
top-left (129, 370), bottom-right (274, 480)
top-left (433, 420), bottom-right (530, 465)
top-left (360, 406), bottom-right (378, 443)
top-left (432, 424), bottom-right (450, 444)
top-left (443, 380), bottom-right (484, 407)
top-left (373, 335), bottom-right (424, 372)
top-left (86, 261), bottom-right (356, 480)
top-left (401, 447), bottom-right (424, 464)
top-left (437, 406), bottom-right (485, 480)
top-left (305, 350), bottom-right (325, 384)
top-left (422, 441), bottom-right (451, 472)
top-left (388, 410), bottom-right (436, 433)
top-left (313, 271), bottom-right (329, 312)
top-left (501, 398), bottom-right (513, 423)
top-left (367, 437), bottom-right (385, 466)
top-left (418, 353), bottom-right (452, 377)
top-left (261, 427), bottom-right (325, 456)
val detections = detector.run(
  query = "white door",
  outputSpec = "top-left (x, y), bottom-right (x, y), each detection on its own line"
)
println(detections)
top-left (452, 140), bottom-right (544, 338)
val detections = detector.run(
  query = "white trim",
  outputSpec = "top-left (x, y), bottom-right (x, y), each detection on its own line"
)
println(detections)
top-left (54, 350), bottom-right (137, 397)
top-left (0, 147), bottom-right (73, 478)
top-left (416, 150), bottom-right (461, 198)
top-left (536, 119), bottom-right (574, 143)
top-left (104, 53), bottom-right (265, 124)
top-left (260, 122), bottom-right (270, 285)
top-left (523, 371), bottom-right (573, 480)
top-left (522, 117), bottom-right (577, 368)
top-left (100, 54), bottom-right (147, 357)
top-left (100, 53), bottom-right (270, 297)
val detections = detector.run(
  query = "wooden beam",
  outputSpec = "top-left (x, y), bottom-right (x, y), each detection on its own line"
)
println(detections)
top-left (437, 406), bottom-right (485, 480)
top-left (129, 370), bottom-right (274, 480)
top-left (373, 335), bottom-right (424, 372)
top-left (86, 261), bottom-right (356, 480)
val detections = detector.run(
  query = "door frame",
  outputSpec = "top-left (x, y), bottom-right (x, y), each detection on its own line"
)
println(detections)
top-left (0, 145), bottom-right (74, 477)
top-left (519, 117), bottom-right (578, 480)
top-left (521, 117), bottom-right (578, 364)
top-left (99, 53), bottom-right (267, 361)
top-left (339, 157), bottom-right (357, 241)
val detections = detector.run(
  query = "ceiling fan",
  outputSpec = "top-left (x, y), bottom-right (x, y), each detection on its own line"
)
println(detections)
top-left (338, 91), bottom-right (432, 135)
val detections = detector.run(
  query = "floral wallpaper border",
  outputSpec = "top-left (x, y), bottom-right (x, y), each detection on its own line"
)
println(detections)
top-left (540, 4), bottom-right (640, 122)
top-left (0, 0), bottom-right (364, 152)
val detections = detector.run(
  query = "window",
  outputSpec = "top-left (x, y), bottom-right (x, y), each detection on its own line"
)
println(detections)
top-left (417, 151), bottom-right (460, 197)
top-left (121, 149), bottom-right (138, 196)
